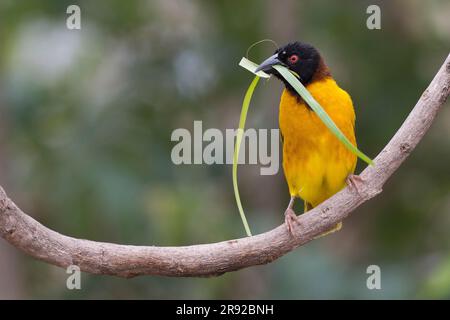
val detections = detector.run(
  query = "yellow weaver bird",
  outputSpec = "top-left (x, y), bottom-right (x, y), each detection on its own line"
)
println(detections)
top-left (255, 41), bottom-right (361, 235)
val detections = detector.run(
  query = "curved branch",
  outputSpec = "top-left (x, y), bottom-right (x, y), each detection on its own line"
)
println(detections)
top-left (1, 54), bottom-right (449, 278)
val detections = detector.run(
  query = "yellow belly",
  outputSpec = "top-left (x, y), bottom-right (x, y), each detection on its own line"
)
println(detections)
top-left (279, 77), bottom-right (357, 207)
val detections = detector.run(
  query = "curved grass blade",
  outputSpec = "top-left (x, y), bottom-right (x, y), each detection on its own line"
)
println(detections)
top-left (233, 75), bottom-right (260, 237)
top-left (273, 65), bottom-right (374, 166)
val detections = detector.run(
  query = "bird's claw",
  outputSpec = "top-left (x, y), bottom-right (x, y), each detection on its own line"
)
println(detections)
top-left (346, 174), bottom-right (364, 195)
top-left (284, 208), bottom-right (299, 235)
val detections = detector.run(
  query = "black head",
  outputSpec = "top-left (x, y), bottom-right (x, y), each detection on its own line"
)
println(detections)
top-left (255, 42), bottom-right (327, 90)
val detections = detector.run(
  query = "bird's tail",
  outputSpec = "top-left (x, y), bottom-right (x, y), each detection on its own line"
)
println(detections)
top-left (306, 201), bottom-right (342, 239)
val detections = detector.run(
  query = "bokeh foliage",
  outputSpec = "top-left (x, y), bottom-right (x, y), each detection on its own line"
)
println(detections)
top-left (0, 0), bottom-right (449, 299)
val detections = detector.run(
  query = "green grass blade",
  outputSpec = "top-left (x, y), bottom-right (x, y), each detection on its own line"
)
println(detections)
top-left (273, 65), bottom-right (374, 166)
top-left (233, 76), bottom-right (260, 237)
top-left (239, 57), bottom-right (270, 78)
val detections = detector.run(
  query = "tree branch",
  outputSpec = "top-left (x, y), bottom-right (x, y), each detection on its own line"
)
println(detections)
top-left (1, 54), bottom-right (449, 278)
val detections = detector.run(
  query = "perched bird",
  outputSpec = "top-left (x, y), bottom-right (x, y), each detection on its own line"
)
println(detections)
top-left (255, 41), bottom-right (360, 235)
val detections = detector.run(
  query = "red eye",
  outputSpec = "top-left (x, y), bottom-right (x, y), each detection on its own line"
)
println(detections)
top-left (288, 54), bottom-right (299, 63)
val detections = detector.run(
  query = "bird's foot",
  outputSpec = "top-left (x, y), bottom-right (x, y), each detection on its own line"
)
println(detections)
top-left (346, 174), bottom-right (364, 195)
top-left (284, 208), bottom-right (299, 235)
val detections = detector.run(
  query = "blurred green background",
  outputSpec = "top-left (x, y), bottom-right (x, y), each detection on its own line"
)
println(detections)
top-left (0, 0), bottom-right (449, 299)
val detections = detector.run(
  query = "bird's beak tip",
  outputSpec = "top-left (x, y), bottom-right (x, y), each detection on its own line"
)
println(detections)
top-left (254, 65), bottom-right (264, 73)
top-left (255, 54), bottom-right (281, 73)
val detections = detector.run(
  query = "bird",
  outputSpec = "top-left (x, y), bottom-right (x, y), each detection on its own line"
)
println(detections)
top-left (255, 41), bottom-right (360, 235)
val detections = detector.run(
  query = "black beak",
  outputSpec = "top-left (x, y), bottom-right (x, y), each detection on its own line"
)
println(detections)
top-left (255, 53), bottom-right (284, 73)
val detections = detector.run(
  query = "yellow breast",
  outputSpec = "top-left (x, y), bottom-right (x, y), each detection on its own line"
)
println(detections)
top-left (279, 77), bottom-right (357, 207)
